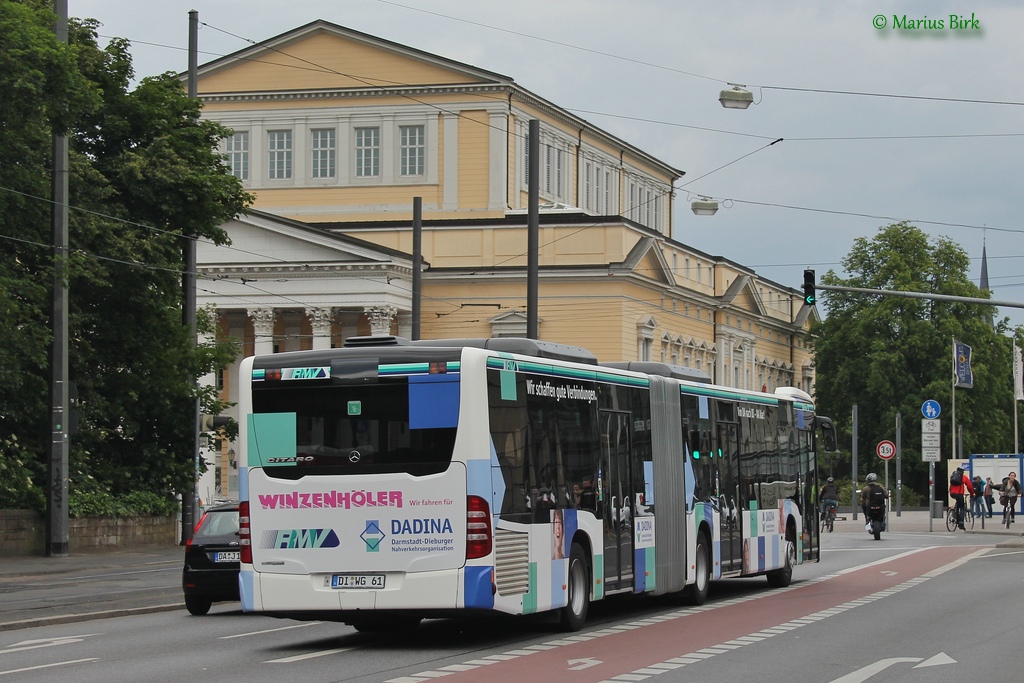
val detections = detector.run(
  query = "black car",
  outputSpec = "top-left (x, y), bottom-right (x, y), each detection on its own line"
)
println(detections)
top-left (182, 502), bottom-right (240, 615)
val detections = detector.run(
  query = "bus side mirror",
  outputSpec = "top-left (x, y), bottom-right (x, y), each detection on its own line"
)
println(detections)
top-left (819, 417), bottom-right (838, 453)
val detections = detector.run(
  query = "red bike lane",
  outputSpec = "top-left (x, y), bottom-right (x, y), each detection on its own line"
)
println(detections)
top-left (387, 545), bottom-right (982, 683)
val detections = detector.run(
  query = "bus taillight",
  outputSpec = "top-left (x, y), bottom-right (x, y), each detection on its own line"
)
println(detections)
top-left (239, 501), bottom-right (252, 565)
top-left (466, 495), bottom-right (492, 559)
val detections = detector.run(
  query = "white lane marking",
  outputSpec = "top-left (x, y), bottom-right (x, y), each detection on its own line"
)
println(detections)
top-left (0, 634), bottom-right (100, 654)
top-left (385, 547), bottom-right (980, 683)
top-left (265, 647), bottom-right (351, 663)
top-left (220, 621), bottom-right (323, 639)
top-left (0, 658), bottom-right (98, 676)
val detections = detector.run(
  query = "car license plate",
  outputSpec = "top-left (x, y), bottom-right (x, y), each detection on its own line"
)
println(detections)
top-left (331, 574), bottom-right (385, 589)
top-left (214, 551), bottom-right (240, 562)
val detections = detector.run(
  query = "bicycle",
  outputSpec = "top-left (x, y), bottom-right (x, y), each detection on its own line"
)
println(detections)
top-left (821, 503), bottom-right (837, 534)
top-left (946, 503), bottom-right (974, 532)
top-left (1001, 496), bottom-right (1017, 529)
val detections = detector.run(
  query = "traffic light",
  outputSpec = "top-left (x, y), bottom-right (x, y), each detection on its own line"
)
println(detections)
top-left (199, 414), bottom-right (231, 432)
top-left (802, 269), bottom-right (816, 305)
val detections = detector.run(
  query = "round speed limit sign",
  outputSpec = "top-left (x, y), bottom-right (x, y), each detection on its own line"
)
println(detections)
top-left (876, 440), bottom-right (896, 460)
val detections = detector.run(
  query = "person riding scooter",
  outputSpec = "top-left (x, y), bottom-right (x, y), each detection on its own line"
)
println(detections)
top-left (860, 473), bottom-right (887, 538)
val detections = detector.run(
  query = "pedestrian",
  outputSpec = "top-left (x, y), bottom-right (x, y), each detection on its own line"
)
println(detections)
top-left (971, 475), bottom-right (984, 519)
top-left (984, 477), bottom-right (995, 518)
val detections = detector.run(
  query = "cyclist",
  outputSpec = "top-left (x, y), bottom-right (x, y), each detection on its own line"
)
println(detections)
top-left (819, 477), bottom-right (839, 518)
top-left (860, 473), bottom-right (887, 532)
top-left (998, 472), bottom-right (1022, 524)
top-left (949, 466), bottom-right (974, 530)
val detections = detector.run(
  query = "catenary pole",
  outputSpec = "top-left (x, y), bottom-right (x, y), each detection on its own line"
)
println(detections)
top-left (182, 10), bottom-right (200, 544)
top-left (47, 0), bottom-right (70, 558)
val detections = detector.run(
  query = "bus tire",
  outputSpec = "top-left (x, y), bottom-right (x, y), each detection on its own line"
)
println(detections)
top-left (559, 543), bottom-right (590, 631)
top-left (683, 531), bottom-right (711, 605)
top-left (766, 524), bottom-right (795, 588)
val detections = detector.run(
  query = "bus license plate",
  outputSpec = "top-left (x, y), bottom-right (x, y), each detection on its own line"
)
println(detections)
top-left (331, 574), bottom-right (385, 589)
top-left (214, 551), bottom-right (240, 562)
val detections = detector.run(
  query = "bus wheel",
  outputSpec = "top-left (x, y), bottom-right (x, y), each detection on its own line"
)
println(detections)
top-left (560, 543), bottom-right (590, 631)
top-left (766, 528), bottom-right (795, 588)
top-left (683, 531), bottom-right (710, 605)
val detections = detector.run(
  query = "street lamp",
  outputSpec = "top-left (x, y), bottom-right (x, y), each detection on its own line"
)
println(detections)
top-left (691, 197), bottom-right (719, 216)
top-left (719, 84), bottom-right (753, 110)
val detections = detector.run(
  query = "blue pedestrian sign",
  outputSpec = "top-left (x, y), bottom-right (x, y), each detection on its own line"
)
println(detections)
top-left (922, 400), bottom-right (941, 419)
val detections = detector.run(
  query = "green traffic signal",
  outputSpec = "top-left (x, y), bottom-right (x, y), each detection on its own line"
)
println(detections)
top-left (802, 269), bottom-right (816, 306)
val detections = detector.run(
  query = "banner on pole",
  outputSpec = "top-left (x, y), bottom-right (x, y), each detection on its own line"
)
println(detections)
top-left (954, 340), bottom-right (973, 389)
top-left (1015, 341), bottom-right (1023, 401)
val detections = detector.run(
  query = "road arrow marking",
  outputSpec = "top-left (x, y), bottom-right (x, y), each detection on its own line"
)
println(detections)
top-left (914, 652), bottom-right (956, 668)
top-left (568, 657), bottom-right (601, 670)
top-left (829, 657), bottom-right (921, 682)
top-left (1, 634), bottom-right (100, 654)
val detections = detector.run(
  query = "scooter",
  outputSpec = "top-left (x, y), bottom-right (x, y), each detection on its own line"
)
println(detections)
top-left (865, 505), bottom-right (886, 540)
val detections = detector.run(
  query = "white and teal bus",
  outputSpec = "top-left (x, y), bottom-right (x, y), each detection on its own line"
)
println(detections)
top-left (237, 336), bottom-right (836, 631)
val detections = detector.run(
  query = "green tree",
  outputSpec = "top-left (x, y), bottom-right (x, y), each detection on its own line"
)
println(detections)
top-left (0, 1), bottom-right (251, 511)
top-left (811, 222), bottom-right (1017, 501)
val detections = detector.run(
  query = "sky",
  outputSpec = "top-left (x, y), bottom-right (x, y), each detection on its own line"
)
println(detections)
top-left (72, 0), bottom-right (1024, 327)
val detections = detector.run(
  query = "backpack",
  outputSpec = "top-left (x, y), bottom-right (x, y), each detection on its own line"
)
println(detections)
top-left (950, 470), bottom-right (963, 488)
top-left (868, 484), bottom-right (886, 506)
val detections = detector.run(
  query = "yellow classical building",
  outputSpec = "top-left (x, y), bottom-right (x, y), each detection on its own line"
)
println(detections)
top-left (191, 21), bottom-right (817, 500)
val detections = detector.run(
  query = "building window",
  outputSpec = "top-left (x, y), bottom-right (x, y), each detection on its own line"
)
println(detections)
top-left (400, 125), bottom-right (425, 176)
top-left (311, 128), bottom-right (335, 179)
top-left (225, 131), bottom-right (249, 181)
top-left (267, 130), bottom-right (292, 180)
top-left (355, 127), bottom-right (380, 177)
top-left (545, 145), bottom-right (553, 194)
top-left (523, 131), bottom-right (529, 186)
top-left (556, 149), bottom-right (563, 198)
top-left (604, 170), bottom-right (611, 213)
top-left (585, 162), bottom-right (592, 209)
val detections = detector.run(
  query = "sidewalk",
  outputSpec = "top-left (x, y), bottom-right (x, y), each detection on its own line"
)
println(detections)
top-left (829, 507), bottom-right (1024, 541)
top-left (0, 544), bottom-right (185, 631)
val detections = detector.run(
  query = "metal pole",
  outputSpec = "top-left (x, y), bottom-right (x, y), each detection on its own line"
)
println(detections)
top-left (526, 120), bottom-right (539, 339)
top-left (929, 461), bottom-right (935, 533)
top-left (47, 0), bottom-right (70, 558)
top-left (895, 412), bottom-right (902, 516)
top-left (182, 10), bottom-right (200, 544)
top-left (412, 197), bottom-right (421, 340)
top-left (852, 404), bottom-right (858, 521)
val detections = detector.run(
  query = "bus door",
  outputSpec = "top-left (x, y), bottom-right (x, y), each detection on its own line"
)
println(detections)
top-left (599, 410), bottom-right (633, 591)
top-left (717, 422), bottom-right (742, 572)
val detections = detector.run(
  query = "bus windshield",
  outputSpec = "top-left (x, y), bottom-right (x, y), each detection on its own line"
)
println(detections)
top-left (251, 379), bottom-right (457, 478)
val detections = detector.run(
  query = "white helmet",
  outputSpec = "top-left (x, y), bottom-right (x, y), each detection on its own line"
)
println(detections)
top-left (866, 473), bottom-right (878, 482)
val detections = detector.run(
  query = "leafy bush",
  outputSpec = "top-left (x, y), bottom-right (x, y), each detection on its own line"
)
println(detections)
top-left (829, 478), bottom-right (924, 507)
top-left (68, 489), bottom-right (178, 518)
top-left (0, 435), bottom-right (45, 512)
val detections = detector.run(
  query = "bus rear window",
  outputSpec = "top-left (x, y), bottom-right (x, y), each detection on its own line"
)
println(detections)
top-left (251, 380), bottom-right (456, 478)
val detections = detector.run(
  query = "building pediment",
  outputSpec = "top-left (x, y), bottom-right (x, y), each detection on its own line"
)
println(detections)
top-left (721, 275), bottom-right (766, 316)
top-left (194, 20), bottom-right (514, 96)
top-left (621, 237), bottom-right (675, 286)
top-left (198, 209), bottom-right (414, 277)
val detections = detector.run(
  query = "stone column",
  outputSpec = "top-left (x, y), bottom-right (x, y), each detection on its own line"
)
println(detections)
top-left (248, 307), bottom-right (276, 356)
top-left (364, 304), bottom-right (397, 337)
top-left (306, 307), bottom-right (335, 350)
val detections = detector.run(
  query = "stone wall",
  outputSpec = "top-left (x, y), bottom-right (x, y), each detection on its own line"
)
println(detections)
top-left (0, 510), bottom-right (178, 556)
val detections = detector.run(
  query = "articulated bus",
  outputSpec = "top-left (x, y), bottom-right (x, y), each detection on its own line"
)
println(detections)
top-left (237, 336), bottom-right (836, 631)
